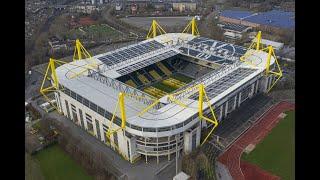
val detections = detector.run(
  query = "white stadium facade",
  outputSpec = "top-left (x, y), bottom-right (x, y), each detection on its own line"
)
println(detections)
top-left (50, 32), bottom-right (280, 164)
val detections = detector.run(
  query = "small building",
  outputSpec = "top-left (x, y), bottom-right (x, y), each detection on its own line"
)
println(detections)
top-left (172, 1), bottom-right (197, 12)
top-left (48, 36), bottom-right (67, 52)
top-left (218, 22), bottom-right (252, 41)
top-left (70, 5), bottom-right (99, 14)
top-left (219, 10), bottom-right (295, 31)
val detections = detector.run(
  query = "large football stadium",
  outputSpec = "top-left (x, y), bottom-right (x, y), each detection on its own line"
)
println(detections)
top-left (40, 19), bottom-right (282, 163)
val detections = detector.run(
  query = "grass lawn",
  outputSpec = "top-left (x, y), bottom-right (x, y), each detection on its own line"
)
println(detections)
top-left (67, 24), bottom-right (120, 40)
top-left (34, 145), bottom-right (93, 180)
top-left (241, 111), bottom-right (295, 180)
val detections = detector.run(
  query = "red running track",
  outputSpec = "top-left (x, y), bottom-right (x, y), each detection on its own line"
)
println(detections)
top-left (218, 101), bottom-right (295, 180)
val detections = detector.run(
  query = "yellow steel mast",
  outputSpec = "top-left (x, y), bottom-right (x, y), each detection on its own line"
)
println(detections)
top-left (240, 31), bottom-right (282, 92)
top-left (182, 17), bottom-right (200, 36)
top-left (40, 58), bottom-right (67, 112)
top-left (146, 20), bottom-right (166, 39)
top-left (73, 39), bottom-right (92, 61)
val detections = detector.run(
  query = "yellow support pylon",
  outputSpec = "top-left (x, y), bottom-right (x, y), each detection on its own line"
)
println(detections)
top-left (146, 20), bottom-right (166, 39)
top-left (182, 17), bottom-right (200, 36)
top-left (73, 39), bottom-right (92, 61)
top-left (40, 58), bottom-right (67, 112)
top-left (107, 93), bottom-right (127, 138)
top-left (197, 84), bottom-right (219, 146)
top-left (69, 39), bottom-right (98, 79)
top-left (264, 46), bottom-right (283, 92)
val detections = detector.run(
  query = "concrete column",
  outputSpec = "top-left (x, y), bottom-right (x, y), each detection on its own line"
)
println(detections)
top-left (219, 105), bottom-right (223, 120)
top-left (238, 92), bottom-right (242, 107)
top-left (233, 95), bottom-right (237, 110)
top-left (255, 80), bottom-right (259, 93)
top-left (99, 120), bottom-right (104, 142)
top-left (250, 83), bottom-right (255, 97)
top-left (83, 112), bottom-right (88, 130)
top-left (224, 101), bottom-right (228, 118)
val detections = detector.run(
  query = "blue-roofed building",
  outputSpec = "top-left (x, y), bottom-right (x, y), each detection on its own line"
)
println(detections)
top-left (220, 10), bottom-right (253, 20)
top-left (245, 10), bottom-right (294, 29)
top-left (219, 9), bottom-right (295, 30)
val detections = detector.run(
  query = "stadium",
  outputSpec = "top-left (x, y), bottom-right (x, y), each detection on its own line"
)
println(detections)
top-left (40, 18), bottom-right (282, 164)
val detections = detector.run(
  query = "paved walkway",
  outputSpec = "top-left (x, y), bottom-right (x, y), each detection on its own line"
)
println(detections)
top-left (217, 101), bottom-right (295, 180)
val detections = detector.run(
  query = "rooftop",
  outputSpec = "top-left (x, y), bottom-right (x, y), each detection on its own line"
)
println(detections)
top-left (55, 33), bottom-right (274, 133)
top-left (220, 10), bottom-right (295, 29)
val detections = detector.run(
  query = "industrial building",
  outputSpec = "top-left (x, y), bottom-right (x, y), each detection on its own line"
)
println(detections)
top-left (219, 10), bottom-right (295, 31)
top-left (41, 19), bottom-right (282, 164)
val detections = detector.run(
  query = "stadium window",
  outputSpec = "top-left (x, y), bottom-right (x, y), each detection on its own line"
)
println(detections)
top-left (126, 122), bottom-right (131, 128)
top-left (97, 106), bottom-right (105, 116)
top-left (76, 94), bottom-right (83, 104)
top-left (64, 88), bottom-right (70, 96)
top-left (131, 125), bottom-right (142, 131)
top-left (143, 127), bottom-right (156, 132)
top-left (89, 102), bottom-right (98, 112)
top-left (70, 91), bottom-right (77, 99)
top-left (158, 126), bottom-right (171, 132)
top-left (104, 111), bottom-right (112, 120)
top-left (114, 117), bottom-right (122, 127)
top-left (83, 98), bottom-right (90, 107)
top-left (176, 122), bottom-right (183, 129)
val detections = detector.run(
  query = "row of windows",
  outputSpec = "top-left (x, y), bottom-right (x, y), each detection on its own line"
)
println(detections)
top-left (61, 84), bottom-right (201, 133)
top-left (61, 82), bottom-right (253, 134)
top-left (61, 86), bottom-right (122, 127)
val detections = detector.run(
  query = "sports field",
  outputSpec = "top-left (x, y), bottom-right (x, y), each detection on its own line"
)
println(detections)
top-left (68, 24), bottom-right (120, 40)
top-left (34, 145), bottom-right (93, 180)
top-left (241, 110), bottom-right (295, 180)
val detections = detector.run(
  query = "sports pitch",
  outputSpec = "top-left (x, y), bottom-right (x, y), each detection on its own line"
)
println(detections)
top-left (241, 110), bottom-right (295, 180)
top-left (34, 145), bottom-right (93, 180)
top-left (68, 24), bottom-right (120, 40)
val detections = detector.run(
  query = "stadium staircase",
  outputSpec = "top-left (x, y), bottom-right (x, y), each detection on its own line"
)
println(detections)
top-left (162, 61), bottom-right (175, 72)
top-left (156, 62), bottom-right (172, 76)
top-left (129, 74), bottom-right (143, 88)
top-left (149, 70), bottom-right (162, 80)
top-left (125, 79), bottom-right (137, 88)
top-left (143, 86), bottom-right (167, 98)
top-left (162, 78), bottom-right (186, 89)
top-left (140, 69), bottom-right (154, 82)
top-left (151, 64), bottom-right (166, 77)
top-left (137, 72), bottom-right (150, 85)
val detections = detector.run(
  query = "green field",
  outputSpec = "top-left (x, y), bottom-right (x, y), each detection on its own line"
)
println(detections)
top-left (34, 145), bottom-right (93, 180)
top-left (241, 111), bottom-right (295, 180)
top-left (68, 24), bottom-right (120, 40)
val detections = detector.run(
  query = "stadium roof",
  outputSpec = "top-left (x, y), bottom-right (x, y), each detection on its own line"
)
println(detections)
top-left (55, 33), bottom-right (275, 136)
top-left (220, 10), bottom-right (295, 29)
